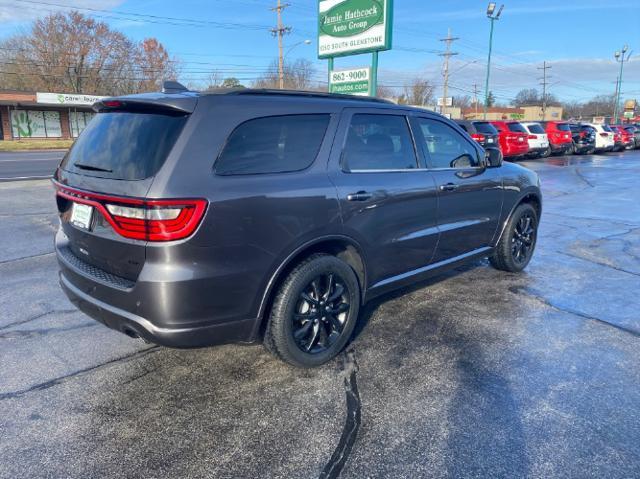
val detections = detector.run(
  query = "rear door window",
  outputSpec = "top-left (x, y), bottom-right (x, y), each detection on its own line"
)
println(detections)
top-left (342, 114), bottom-right (418, 171)
top-left (473, 122), bottom-right (499, 135)
top-left (215, 114), bottom-right (330, 175)
top-left (61, 112), bottom-right (187, 180)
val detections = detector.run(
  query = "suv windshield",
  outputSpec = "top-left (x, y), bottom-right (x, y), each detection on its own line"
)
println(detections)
top-left (507, 122), bottom-right (527, 133)
top-left (601, 124), bottom-right (613, 132)
top-left (472, 122), bottom-right (498, 135)
top-left (527, 124), bottom-right (545, 134)
top-left (556, 123), bottom-right (571, 132)
top-left (61, 111), bottom-right (187, 180)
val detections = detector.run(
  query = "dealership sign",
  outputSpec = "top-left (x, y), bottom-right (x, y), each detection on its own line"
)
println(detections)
top-left (318, 0), bottom-right (393, 59)
top-left (36, 92), bottom-right (106, 106)
top-left (330, 67), bottom-right (371, 95)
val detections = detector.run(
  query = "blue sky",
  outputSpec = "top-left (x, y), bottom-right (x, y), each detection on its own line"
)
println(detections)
top-left (0, 0), bottom-right (639, 103)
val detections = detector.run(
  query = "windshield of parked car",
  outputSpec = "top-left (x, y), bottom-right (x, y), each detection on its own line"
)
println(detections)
top-left (602, 124), bottom-right (613, 132)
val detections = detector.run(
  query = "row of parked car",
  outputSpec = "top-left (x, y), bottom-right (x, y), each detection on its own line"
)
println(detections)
top-left (455, 119), bottom-right (640, 160)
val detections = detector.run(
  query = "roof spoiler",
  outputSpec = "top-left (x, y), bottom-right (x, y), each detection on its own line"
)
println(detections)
top-left (162, 80), bottom-right (189, 94)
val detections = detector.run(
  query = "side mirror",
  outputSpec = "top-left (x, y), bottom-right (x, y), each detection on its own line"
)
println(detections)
top-left (485, 147), bottom-right (503, 168)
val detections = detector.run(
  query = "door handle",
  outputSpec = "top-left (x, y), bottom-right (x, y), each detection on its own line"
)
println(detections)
top-left (347, 191), bottom-right (373, 202)
top-left (439, 183), bottom-right (459, 191)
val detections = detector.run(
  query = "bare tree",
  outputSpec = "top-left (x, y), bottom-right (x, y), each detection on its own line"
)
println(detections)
top-left (252, 58), bottom-right (316, 90)
top-left (452, 95), bottom-right (472, 108)
top-left (401, 78), bottom-right (435, 106)
top-left (0, 11), bottom-right (177, 95)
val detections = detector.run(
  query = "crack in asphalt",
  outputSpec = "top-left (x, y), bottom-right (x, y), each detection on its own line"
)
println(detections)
top-left (319, 349), bottom-right (361, 479)
top-left (557, 251), bottom-right (640, 277)
top-left (509, 286), bottom-right (640, 338)
top-left (0, 346), bottom-right (161, 401)
top-left (0, 251), bottom-right (55, 265)
top-left (0, 309), bottom-right (77, 331)
top-left (0, 321), bottom-right (98, 340)
top-left (574, 168), bottom-right (595, 188)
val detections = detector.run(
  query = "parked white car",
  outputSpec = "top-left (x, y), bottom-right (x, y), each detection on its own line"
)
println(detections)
top-left (521, 122), bottom-right (551, 157)
top-left (584, 123), bottom-right (615, 151)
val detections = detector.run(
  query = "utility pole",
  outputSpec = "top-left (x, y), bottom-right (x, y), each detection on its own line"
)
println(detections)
top-left (439, 28), bottom-right (459, 117)
top-left (538, 61), bottom-right (552, 120)
top-left (271, 0), bottom-right (291, 89)
top-left (613, 45), bottom-right (632, 122)
top-left (473, 83), bottom-right (479, 117)
top-left (484, 3), bottom-right (504, 119)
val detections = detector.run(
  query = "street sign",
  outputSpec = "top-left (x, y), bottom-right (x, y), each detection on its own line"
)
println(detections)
top-left (437, 97), bottom-right (453, 107)
top-left (318, 0), bottom-right (393, 59)
top-left (624, 111), bottom-right (634, 119)
top-left (329, 67), bottom-right (371, 96)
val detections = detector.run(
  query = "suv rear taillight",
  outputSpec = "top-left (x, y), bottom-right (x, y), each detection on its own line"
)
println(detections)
top-left (471, 133), bottom-right (485, 142)
top-left (528, 134), bottom-right (537, 139)
top-left (54, 182), bottom-right (207, 242)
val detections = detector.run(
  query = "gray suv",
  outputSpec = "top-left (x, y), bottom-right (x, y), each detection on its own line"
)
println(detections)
top-left (54, 85), bottom-right (542, 367)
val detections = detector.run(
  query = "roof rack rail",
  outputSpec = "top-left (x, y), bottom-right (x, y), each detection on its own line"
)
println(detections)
top-left (222, 88), bottom-right (394, 104)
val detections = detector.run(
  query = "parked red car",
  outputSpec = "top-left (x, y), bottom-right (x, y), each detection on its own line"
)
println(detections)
top-left (489, 121), bottom-right (530, 158)
top-left (610, 125), bottom-right (634, 150)
top-left (539, 121), bottom-right (573, 155)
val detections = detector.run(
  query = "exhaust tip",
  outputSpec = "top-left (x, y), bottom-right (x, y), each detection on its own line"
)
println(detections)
top-left (122, 327), bottom-right (140, 339)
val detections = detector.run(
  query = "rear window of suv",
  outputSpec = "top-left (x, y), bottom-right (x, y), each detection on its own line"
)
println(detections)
top-left (527, 124), bottom-right (545, 134)
top-left (472, 122), bottom-right (498, 135)
top-left (556, 123), bottom-right (571, 131)
top-left (215, 114), bottom-right (330, 175)
top-left (62, 112), bottom-right (187, 180)
top-left (507, 122), bottom-right (527, 133)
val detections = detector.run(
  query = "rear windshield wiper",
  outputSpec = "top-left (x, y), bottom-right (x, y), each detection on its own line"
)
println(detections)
top-left (74, 163), bottom-right (113, 173)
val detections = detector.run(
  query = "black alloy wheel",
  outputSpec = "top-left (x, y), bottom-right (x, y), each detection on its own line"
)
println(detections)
top-left (264, 254), bottom-right (360, 368)
top-left (489, 203), bottom-right (538, 273)
top-left (293, 273), bottom-right (350, 354)
top-left (511, 212), bottom-right (536, 266)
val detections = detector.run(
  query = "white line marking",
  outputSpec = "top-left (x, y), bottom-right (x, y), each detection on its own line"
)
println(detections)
top-left (0, 158), bottom-right (62, 162)
top-left (0, 175), bottom-right (52, 181)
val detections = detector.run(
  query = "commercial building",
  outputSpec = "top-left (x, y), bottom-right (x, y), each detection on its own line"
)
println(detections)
top-left (463, 105), bottom-right (563, 121)
top-left (0, 90), bottom-right (105, 141)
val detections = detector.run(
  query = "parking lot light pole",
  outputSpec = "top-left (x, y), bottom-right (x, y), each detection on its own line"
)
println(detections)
top-left (484, 3), bottom-right (504, 120)
top-left (613, 45), bottom-right (631, 123)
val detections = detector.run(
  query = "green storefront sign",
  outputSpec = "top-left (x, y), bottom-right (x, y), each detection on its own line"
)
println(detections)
top-left (329, 67), bottom-right (371, 96)
top-left (318, 0), bottom-right (393, 59)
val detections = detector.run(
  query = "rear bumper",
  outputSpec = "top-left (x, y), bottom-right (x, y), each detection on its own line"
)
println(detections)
top-left (549, 142), bottom-right (572, 153)
top-left (60, 273), bottom-right (258, 348)
top-left (56, 229), bottom-right (260, 348)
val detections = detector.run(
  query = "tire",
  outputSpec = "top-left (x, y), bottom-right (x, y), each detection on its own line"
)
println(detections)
top-left (566, 142), bottom-right (575, 155)
top-left (541, 146), bottom-right (552, 158)
top-left (264, 254), bottom-right (361, 368)
top-left (490, 203), bottom-right (538, 273)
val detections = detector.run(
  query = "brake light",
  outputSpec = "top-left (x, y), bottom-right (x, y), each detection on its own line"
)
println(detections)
top-left (471, 133), bottom-right (485, 142)
top-left (600, 133), bottom-right (608, 137)
top-left (54, 182), bottom-right (207, 242)
top-left (528, 134), bottom-right (537, 139)
top-left (102, 100), bottom-right (122, 108)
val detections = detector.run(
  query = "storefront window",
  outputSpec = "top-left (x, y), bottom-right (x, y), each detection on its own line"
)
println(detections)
top-left (69, 111), bottom-right (96, 137)
top-left (10, 110), bottom-right (62, 138)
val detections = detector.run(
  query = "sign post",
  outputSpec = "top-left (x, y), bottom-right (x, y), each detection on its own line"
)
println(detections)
top-left (318, 0), bottom-right (393, 97)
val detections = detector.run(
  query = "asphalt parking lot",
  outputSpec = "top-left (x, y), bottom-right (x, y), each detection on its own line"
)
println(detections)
top-left (1, 150), bottom-right (639, 478)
